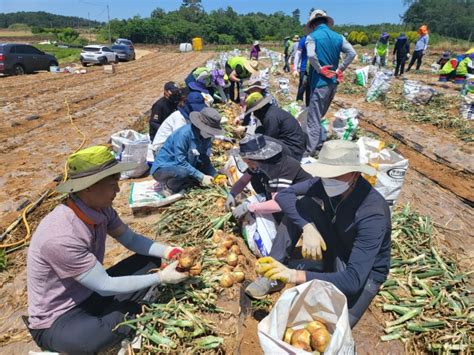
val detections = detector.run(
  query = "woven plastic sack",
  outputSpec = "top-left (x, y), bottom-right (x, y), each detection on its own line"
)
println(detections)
top-left (111, 129), bottom-right (150, 179)
top-left (403, 80), bottom-right (436, 104)
top-left (366, 70), bottom-right (392, 102)
top-left (460, 93), bottom-right (474, 120)
top-left (333, 108), bottom-right (359, 140)
top-left (355, 66), bottom-right (369, 87)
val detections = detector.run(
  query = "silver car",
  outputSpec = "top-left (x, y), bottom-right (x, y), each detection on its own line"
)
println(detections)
top-left (111, 45), bottom-right (135, 61)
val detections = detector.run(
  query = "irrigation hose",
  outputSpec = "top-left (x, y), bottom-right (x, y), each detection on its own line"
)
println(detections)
top-left (0, 98), bottom-right (87, 250)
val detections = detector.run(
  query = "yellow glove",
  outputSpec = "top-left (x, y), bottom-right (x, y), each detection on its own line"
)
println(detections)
top-left (256, 257), bottom-right (297, 283)
top-left (302, 223), bottom-right (327, 260)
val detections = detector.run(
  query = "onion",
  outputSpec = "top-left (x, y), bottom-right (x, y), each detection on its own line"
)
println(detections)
top-left (189, 262), bottom-right (202, 276)
top-left (237, 255), bottom-right (247, 266)
top-left (216, 198), bottom-right (226, 210)
top-left (229, 244), bottom-right (241, 255)
top-left (219, 265), bottom-right (234, 274)
top-left (221, 237), bottom-right (235, 249)
top-left (220, 272), bottom-right (234, 287)
top-left (305, 320), bottom-right (327, 333)
top-left (212, 230), bottom-right (224, 243)
top-left (283, 327), bottom-right (294, 344)
top-left (310, 328), bottom-right (331, 353)
top-left (215, 246), bottom-right (228, 258)
top-left (232, 270), bottom-right (245, 283)
top-left (291, 329), bottom-right (311, 350)
top-left (178, 247), bottom-right (200, 270)
top-left (226, 252), bottom-right (239, 267)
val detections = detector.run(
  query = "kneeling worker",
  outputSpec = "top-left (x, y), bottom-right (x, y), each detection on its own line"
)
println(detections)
top-left (27, 146), bottom-right (188, 353)
top-left (251, 140), bottom-right (391, 327)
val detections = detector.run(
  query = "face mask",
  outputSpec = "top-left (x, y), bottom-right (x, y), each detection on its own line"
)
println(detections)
top-left (200, 131), bottom-right (213, 139)
top-left (321, 177), bottom-right (352, 197)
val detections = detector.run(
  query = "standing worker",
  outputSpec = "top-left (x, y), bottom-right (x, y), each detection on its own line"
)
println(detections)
top-left (283, 36), bottom-right (291, 72)
top-left (293, 35), bottom-right (311, 106)
top-left (225, 56), bottom-right (258, 103)
top-left (289, 35), bottom-right (300, 72)
top-left (304, 9), bottom-right (356, 155)
top-left (372, 32), bottom-right (390, 68)
top-left (407, 25), bottom-right (429, 72)
top-left (392, 32), bottom-right (410, 77)
top-left (250, 41), bottom-right (261, 60)
top-left (26, 146), bottom-right (188, 353)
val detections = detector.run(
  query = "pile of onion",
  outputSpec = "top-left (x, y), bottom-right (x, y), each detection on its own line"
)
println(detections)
top-left (212, 233), bottom-right (246, 288)
top-left (177, 247), bottom-right (202, 275)
top-left (283, 320), bottom-right (331, 353)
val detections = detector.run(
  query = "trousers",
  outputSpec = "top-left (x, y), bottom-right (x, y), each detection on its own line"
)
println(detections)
top-left (153, 166), bottom-right (197, 193)
top-left (407, 50), bottom-right (424, 71)
top-left (296, 71), bottom-right (311, 107)
top-left (269, 196), bottom-right (381, 327)
top-left (29, 254), bottom-right (161, 354)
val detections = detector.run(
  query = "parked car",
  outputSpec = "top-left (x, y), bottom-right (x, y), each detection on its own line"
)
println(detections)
top-left (114, 38), bottom-right (134, 50)
top-left (0, 43), bottom-right (58, 75)
top-left (111, 44), bottom-right (135, 61)
top-left (80, 45), bottom-right (118, 66)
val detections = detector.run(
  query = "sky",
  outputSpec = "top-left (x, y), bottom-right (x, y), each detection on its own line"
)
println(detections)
top-left (0, 0), bottom-right (408, 25)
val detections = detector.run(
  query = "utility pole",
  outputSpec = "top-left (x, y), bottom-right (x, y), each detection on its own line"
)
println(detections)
top-left (88, 12), bottom-right (92, 42)
top-left (107, 4), bottom-right (112, 44)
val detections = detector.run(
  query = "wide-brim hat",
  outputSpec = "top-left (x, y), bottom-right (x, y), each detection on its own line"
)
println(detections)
top-left (56, 146), bottom-right (139, 193)
top-left (244, 94), bottom-right (272, 115)
top-left (244, 59), bottom-right (259, 74)
top-left (188, 80), bottom-right (209, 94)
top-left (189, 107), bottom-right (224, 136)
top-left (237, 134), bottom-right (282, 160)
top-left (302, 140), bottom-right (376, 178)
top-left (305, 9), bottom-right (334, 33)
top-left (254, 41), bottom-right (260, 46)
top-left (244, 78), bottom-right (267, 93)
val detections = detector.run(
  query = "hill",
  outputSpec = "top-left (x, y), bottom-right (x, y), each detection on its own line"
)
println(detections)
top-left (0, 11), bottom-right (102, 29)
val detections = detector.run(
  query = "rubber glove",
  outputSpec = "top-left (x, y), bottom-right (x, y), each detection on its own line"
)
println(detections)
top-left (302, 223), bottom-right (327, 260)
top-left (256, 257), bottom-right (297, 283)
top-left (158, 261), bottom-right (189, 284)
top-left (319, 65), bottom-right (336, 79)
top-left (201, 175), bottom-right (214, 186)
top-left (164, 246), bottom-right (183, 260)
top-left (336, 69), bottom-right (344, 83)
top-left (232, 202), bottom-right (249, 219)
top-left (225, 194), bottom-right (236, 211)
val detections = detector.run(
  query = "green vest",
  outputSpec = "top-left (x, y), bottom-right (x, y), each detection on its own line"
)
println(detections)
top-left (193, 67), bottom-right (211, 86)
top-left (457, 57), bottom-right (471, 76)
top-left (228, 57), bottom-right (250, 78)
top-left (439, 59), bottom-right (456, 75)
top-left (376, 42), bottom-right (388, 56)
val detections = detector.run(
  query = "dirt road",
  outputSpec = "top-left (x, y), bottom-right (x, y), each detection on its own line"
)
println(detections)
top-left (0, 50), bottom-right (213, 227)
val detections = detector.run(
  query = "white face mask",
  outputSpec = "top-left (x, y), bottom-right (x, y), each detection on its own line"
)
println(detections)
top-left (321, 177), bottom-right (352, 197)
top-left (200, 131), bottom-right (213, 139)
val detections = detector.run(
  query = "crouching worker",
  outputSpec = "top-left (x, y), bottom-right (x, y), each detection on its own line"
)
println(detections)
top-left (225, 134), bottom-right (311, 221)
top-left (151, 107), bottom-right (224, 195)
top-left (27, 145), bottom-right (188, 353)
top-left (249, 140), bottom-right (391, 327)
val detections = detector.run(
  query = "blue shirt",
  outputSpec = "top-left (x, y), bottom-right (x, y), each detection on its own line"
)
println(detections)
top-left (150, 124), bottom-right (215, 181)
top-left (276, 176), bottom-right (391, 297)
top-left (414, 35), bottom-right (429, 52)
top-left (298, 36), bottom-right (308, 73)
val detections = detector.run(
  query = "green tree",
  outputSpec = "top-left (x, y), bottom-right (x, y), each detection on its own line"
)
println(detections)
top-left (55, 27), bottom-right (80, 44)
top-left (292, 9), bottom-right (300, 23)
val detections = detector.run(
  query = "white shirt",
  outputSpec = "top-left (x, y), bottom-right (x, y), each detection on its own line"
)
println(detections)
top-left (151, 110), bottom-right (187, 156)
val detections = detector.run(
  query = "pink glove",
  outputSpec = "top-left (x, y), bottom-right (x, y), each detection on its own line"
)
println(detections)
top-left (336, 69), bottom-right (344, 83)
top-left (320, 65), bottom-right (336, 79)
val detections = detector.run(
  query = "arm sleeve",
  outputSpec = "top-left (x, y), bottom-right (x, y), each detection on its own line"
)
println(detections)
top-left (115, 226), bottom-right (167, 258)
top-left (275, 178), bottom-right (318, 228)
top-left (338, 37), bottom-right (357, 72)
top-left (293, 49), bottom-right (302, 72)
top-left (248, 198), bottom-right (281, 214)
top-left (305, 213), bottom-right (388, 296)
top-left (152, 120), bottom-right (173, 153)
top-left (174, 133), bottom-right (204, 181)
top-left (75, 261), bottom-right (160, 297)
top-left (230, 172), bottom-right (252, 197)
top-left (306, 36), bottom-right (322, 73)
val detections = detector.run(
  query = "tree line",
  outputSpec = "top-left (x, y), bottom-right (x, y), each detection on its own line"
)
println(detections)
top-left (0, 11), bottom-right (102, 29)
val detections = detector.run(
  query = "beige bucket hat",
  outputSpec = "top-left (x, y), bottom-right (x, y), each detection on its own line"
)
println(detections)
top-left (302, 140), bottom-right (376, 178)
top-left (244, 59), bottom-right (259, 74)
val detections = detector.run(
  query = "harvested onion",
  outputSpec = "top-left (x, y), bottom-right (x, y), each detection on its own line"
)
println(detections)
top-left (229, 244), bottom-right (241, 255)
top-left (232, 270), bottom-right (245, 283)
top-left (291, 329), bottom-right (311, 349)
top-left (221, 237), bottom-right (235, 249)
top-left (292, 341), bottom-right (312, 351)
top-left (219, 265), bottom-right (234, 274)
top-left (305, 320), bottom-right (326, 333)
top-left (189, 262), bottom-right (202, 276)
top-left (310, 327), bottom-right (331, 353)
top-left (237, 254), bottom-right (246, 266)
top-left (215, 246), bottom-right (228, 258)
top-left (283, 327), bottom-right (294, 344)
top-left (220, 272), bottom-right (234, 288)
top-left (212, 230), bottom-right (224, 243)
top-left (226, 252), bottom-right (239, 267)
top-left (178, 247), bottom-right (200, 270)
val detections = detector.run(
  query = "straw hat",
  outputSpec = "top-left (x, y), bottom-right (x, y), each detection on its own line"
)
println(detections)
top-left (56, 146), bottom-right (138, 193)
top-left (302, 140), bottom-right (376, 178)
top-left (244, 59), bottom-right (259, 74)
top-left (244, 78), bottom-right (267, 93)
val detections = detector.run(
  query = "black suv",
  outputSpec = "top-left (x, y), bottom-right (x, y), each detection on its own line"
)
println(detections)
top-left (0, 43), bottom-right (59, 75)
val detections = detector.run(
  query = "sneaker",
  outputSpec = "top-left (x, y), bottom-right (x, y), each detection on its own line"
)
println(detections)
top-left (245, 277), bottom-right (284, 299)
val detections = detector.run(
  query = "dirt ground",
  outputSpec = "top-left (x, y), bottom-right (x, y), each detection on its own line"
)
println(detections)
top-left (0, 46), bottom-right (472, 354)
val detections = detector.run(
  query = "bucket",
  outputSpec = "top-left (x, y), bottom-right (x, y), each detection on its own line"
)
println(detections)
top-left (179, 43), bottom-right (192, 52)
top-left (192, 37), bottom-right (203, 51)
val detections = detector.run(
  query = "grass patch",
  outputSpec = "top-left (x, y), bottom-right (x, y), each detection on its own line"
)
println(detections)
top-left (36, 44), bottom-right (81, 64)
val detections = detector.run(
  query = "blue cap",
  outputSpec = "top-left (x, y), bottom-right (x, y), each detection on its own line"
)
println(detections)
top-left (186, 91), bottom-right (207, 112)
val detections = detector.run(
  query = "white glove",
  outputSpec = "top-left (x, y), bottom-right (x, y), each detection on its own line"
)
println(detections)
top-left (158, 261), bottom-right (189, 285)
top-left (302, 224), bottom-right (327, 260)
top-left (201, 175), bottom-right (213, 186)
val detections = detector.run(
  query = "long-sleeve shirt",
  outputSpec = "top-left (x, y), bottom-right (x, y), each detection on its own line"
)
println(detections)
top-left (151, 110), bottom-right (187, 155)
top-left (393, 38), bottom-right (410, 59)
top-left (414, 34), bottom-right (429, 52)
top-left (151, 124), bottom-right (215, 181)
top-left (275, 176), bottom-right (391, 297)
top-left (293, 36), bottom-right (308, 73)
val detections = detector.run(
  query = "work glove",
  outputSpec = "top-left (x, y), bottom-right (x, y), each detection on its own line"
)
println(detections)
top-left (164, 246), bottom-right (183, 260)
top-left (232, 202), bottom-right (249, 219)
top-left (201, 175), bottom-right (214, 186)
top-left (158, 261), bottom-right (189, 285)
top-left (319, 65), bottom-right (336, 79)
top-left (256, 257), bottom-right (297, 284)
top-left (302, 223), bottom-right (327, 260)
top-left (225, 194), bottom-right (236, 211)
top-left (335, 69), bottom-right (344, 83)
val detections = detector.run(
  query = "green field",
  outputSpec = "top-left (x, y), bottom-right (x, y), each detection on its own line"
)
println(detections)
top-left (36, 44), bottom-right (81, 64)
